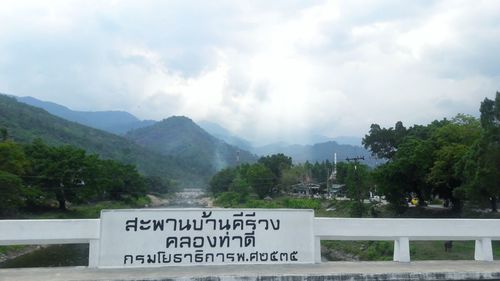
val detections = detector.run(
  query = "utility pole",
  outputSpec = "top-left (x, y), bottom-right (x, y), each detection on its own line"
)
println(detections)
top-left (345, 156), bottom-right (365, 169)
top-left (328, 153), bottom-right (338, 198)
top-left (345, 156), bottom-right (365, 217)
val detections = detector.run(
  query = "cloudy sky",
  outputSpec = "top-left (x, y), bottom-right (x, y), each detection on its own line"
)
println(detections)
top-left (1, 0), bottom-right (499, 144)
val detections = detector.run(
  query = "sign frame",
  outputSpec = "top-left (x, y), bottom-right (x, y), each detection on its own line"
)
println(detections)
top-left (97, 208), bottom-right (315, 268)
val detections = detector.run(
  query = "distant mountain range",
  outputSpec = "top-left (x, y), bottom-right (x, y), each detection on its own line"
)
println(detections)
top-left (252, 141), bottom-right (379, 167)
top-left (0, 94), bottom-right (202, 186)
top-left (12, 94), bottom-right (375, 169)
top-left (4, 94), bottom-right (260, 186)
top-left (16, 96), bottom-right (155, 135)
top-left (125, 116), bottom-right (257, 176)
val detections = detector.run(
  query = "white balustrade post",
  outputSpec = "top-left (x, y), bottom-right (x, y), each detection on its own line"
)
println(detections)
top-left (474, 238), bottom-right (493, 262)
top-left (315, 236), bottom-right (322, 263)
top-left (393, 237), bottom-right (410, 262)
top-left (88, 239), bottom-right (100, 268)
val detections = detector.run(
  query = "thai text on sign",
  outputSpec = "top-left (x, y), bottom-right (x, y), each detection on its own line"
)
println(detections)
top-left (98, 209), bottom-right (315, 268)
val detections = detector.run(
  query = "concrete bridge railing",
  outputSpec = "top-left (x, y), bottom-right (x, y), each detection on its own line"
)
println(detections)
top-left (0, 219), bottom-right (101, 267)
top-left (1, 217), bottom-right (498, 267)
top-left (313, 218), bottom-right (500, 263)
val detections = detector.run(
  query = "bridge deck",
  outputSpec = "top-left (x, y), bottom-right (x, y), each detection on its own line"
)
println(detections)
top-left (1, 261), bottom-right (500, 281)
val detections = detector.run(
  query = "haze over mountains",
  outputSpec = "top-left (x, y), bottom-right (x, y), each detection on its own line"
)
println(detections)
top-left (9, 95), bottom-right (376, 178)
top-left (0, 94), bottom-right (200, 186)
top-left (16, 96), bottom-right (156, 135)
top-left (125, 116), bottom-right (257, 174)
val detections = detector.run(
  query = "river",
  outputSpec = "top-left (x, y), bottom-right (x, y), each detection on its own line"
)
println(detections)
top-left (0, 188), bottom-right (211, 268)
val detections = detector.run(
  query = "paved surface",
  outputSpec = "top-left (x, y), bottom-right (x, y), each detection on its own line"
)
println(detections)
top-left (1, 261), bottom-right (500, 281)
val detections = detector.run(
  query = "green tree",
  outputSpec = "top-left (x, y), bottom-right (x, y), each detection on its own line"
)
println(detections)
top-left (246, 164), bottom-right (275, 199)
top-left (100, 160), bottom-right (146, 201)
top-left (1, 127), bottom-right (8, 141)
top-left (258, 153), bottom-right (292, 189)
top-left (0, 140), bottom-right (29, 216)
top-left (362, 121), bottom-right (407, 159)
top-left (0, 170), bottom-right (24, 216)
top-left (427, 115), bottom-right (480, 211)
top-left (344, 162), bottom-right (371, 217)
top-left (281, 165), bottom-right (306, 191)
top-left (208, 168), bottom-right (237, 195)
top-left (372, 137), bottom-right (434, 212)
top-left (459, 93), bottom-right (500, 212)
top-left (24, 142), bottom-right (88, 210)
top-left (229, 174), bottom-right (251, 203)
top-left (0, 141), bottom-right (29, 175)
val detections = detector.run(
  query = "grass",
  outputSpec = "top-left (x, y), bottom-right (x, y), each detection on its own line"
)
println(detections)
top-left (321, 240), bottom-right (500, 262)
top-left (0, 245), bottom-right (25, 255)
top-left (14, 196), bottom-right (151, 220)
top-left (322, 240), bottom-right (394, 261)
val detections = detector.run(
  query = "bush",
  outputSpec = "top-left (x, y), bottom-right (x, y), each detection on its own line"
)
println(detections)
top-left (282, 198), bottom-right (321, 209)
top-left (214, 192), bottom-right (240, 208)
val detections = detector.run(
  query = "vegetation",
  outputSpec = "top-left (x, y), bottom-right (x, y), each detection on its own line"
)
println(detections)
top-left (364, 93), bottom-right (500, 214)
top-left (207, 93), bottom-right (500, 261)
top-left (210, 153), bottom-right (372, 216)
top-left (0, 138), bottom-right (152, 217)
top-left (0, 94), bottom-right (195, 186)
top-left (124, 116), bottom-right (257, 183)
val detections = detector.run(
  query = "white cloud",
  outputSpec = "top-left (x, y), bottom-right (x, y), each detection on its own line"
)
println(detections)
top-left (0, 0), bottom-right (499, 144)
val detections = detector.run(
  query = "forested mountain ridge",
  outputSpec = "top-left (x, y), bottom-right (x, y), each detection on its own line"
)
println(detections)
top-left (0, 94), bottom-right (201, 186)
top-left (253, 141), bottom-right (378, 166)
top-left (125, 116), bottom-right (258, 178)
top-left (16, 96), bottom-right (155, 135)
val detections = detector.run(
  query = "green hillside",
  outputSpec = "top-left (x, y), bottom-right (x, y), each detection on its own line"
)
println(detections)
top-left (125, 116), bottom-right (257, 178)
top-left (0, 94), bottom-right (201, 186)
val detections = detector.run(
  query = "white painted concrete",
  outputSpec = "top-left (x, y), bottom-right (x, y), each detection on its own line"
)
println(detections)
top-left (313, 218), bottom-right (500, 262)
top-left (0, 219), bottom-right (100, 245)
top-left (1, 212), bottom-right (499, 268)
top-left (2, 261), bottom-right (500, 281)
top-left (98, 209), bottom-right (315, 267)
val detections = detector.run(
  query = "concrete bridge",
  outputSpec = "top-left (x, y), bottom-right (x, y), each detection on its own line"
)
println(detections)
top-left (1, 213), bottom-right (499, 281)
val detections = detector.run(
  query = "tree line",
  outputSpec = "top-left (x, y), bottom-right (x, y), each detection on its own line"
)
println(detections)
top-left (364, 93), bottom-right (499, 213)
top-left (209, 153), bottom-right (371, 215)
top-left (0, 136), bottom-right (171, 217)
top-left (209, 93), bottom-right (499, 216)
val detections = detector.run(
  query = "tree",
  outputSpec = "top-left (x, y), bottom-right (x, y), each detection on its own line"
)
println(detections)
top-left (427, 115), bottom-right (480, 211)
top-left (258, 153), bottom-right (292, 186)
top-left (0, 141), bottom-right (29, 175)
top-left (100, 160), bottom-right (146, 201)
top-left (208, 168), bottom-right (237, 195)
top-left (459, 93), bottom-right (500, 212)
top-left (1, 127), bottom-right (8, 141)
top-left (344, 162), bottom-right (371, 217)
top-left (0, 171), bottom-right (24, 217)
top-left (0, 141), bottom-right (29, 216)
top-left (362, 121), bottom-right (407, 159)
top-left (25, 142), bottom-right (88, 210)
top-left (372, 137), bottom-right (434, 212)
top-left (246, 164), bottom-right (275, 199)
top-left (229, 174), bottom-right (251, 203)
top-left (281, 165), bottom-right (306, 191)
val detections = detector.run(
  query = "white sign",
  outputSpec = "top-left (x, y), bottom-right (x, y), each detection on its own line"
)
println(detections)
top-left (98, 208), bottom-right (314, 268)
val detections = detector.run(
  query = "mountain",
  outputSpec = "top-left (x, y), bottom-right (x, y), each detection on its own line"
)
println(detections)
top-left (197, 120), bottom-right (253, 151)
top-left (0, 94), bottom-right (202, 186)
top-left (332, 136), bottom-right (362, 146)
top-left (253, 141), bottom-right (379, 167)
top-left (16, 96), bottom-right (155, 135)
top-left (125, 116), bottom-right (258, 177)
